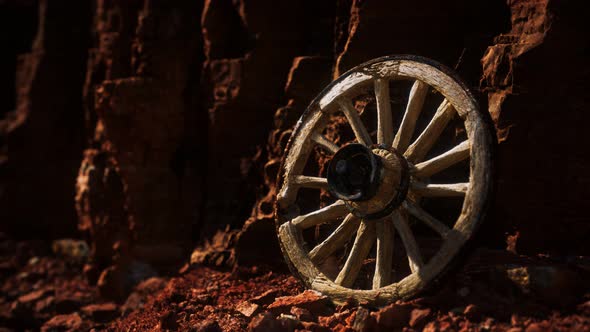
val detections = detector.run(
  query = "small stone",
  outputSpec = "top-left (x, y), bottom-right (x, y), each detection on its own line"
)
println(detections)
top-left (11, 288), bottom-right (54, 317)
top-left (17, 288), bottom-right (54, 305)
top-left (277, 314), bottom-right (301, 331)
top-left (235, 301), bottom-right (259, 317)
top-left (136, 277), bottom-right (168, 293)
top-left (319, 311), bottom-right (350, 328)
top-left (290, 306), bottom-right (314, 322)
top-left (268, 290), bottom-right (331, 316)
top-left (248, 312), bottom-right (281, 332)
top-left (41, 313), bottom-right (84, 332)
top-left (194, 294), bottom-right (214, 305)
top-left (190, 229), bottom-right (239, 267)
top-left (81, 302), bottom-right (119, 322)
top-left (250, 289), bottom-right (279, 305)
top-left (481, 317), bottom-right (496, 330)
top-left (409, 308), bottom-right (431, 328)
top-left (423, 321), bottom-right (437, 332)
top-left (206, 285), bottom-right (219, 293)
top-left (371, 302), bottom-right (414, 330)
top-left (178, 263), bottom-right (190, 274)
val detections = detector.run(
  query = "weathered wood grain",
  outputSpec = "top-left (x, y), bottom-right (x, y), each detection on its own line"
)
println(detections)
top-left (413, 140), bottom-right (470, 178)
top-left (292, 175), bottom-right (328, 190)
top-left (277, 107), bottom-right (326, 209)
top-left (411, 181), bottom-right (468, 197)
top-left (312, 133), bottom-right (340, 154)
top-left (393, 80), bottom-right (429, 153)
top-left (337, 98), bottom-right (373, 146)
top-left (405, 99), bottom-right (455, 162)
top-left (335, 220), bottom-right (376, 287)
top-left (309, 213), bottom-right (360, 264)
top-left (292, 200), bottom-right (348, 229)
top-left (375, 78), bottom-right (394, 147)
top-left (278, 222), bottom-right (320, 285)
top-left (392, 211), bottom-right (423, 273)
top-left (402, 201), bottom-right (450, 237)
top-left (373, 218), bottom-right (394, 289)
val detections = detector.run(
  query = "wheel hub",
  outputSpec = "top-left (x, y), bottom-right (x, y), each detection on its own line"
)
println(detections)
top-left (327, 143), bottom-right (410, 219)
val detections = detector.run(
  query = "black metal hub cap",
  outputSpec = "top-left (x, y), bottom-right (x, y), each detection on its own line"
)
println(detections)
top-left (327, 143), bottom-right (410, 219)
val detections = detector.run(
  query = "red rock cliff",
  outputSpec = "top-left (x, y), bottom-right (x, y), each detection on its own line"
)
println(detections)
top-left (1, 0), bottom-right (588, 279)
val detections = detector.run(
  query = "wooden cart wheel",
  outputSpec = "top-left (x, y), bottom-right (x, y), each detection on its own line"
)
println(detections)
top-left (275, 55), bottom-right (491, 305)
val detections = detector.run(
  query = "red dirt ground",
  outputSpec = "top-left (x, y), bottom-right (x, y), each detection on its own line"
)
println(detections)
top-left (1, 237), bottom-right (589, 331)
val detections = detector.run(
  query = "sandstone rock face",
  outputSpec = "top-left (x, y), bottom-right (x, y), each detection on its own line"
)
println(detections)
top-left (200, 0), bottom-right (337, 238)
top-left (0, 0), bottom-right (91, 239)
top-left (1, 0), bottom-right (588, 275)
top-left (76, 0), bottom-right (206, 275)
top-left (0, 1), bottom-right (37, 119)
top-left (481, 0), bottom-right (590, 255)
top-left (334, 0), bottom-right (509, 85)
top-left (232, 55), bottom-right (334, 266)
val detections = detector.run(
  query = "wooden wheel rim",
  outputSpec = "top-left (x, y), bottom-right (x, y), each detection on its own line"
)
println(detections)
top-left (274, 55), bottom-right (492, 305)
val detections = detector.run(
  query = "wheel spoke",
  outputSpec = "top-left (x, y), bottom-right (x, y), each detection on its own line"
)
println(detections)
top-left (405, 99), bottom-right (455, 163)
top-left (413, 140), bottom-right (470, 178)
top-left (312, 133), bottom-right (339, 154)
top-left (402, 201), bottom-right (450, 238)
top-left (393, 80), bottom-right (429, 153)
top-left (372, 218), bottom-right (394, 289)
top-left (411, 181), bottom-right (468, 197)
top-left (309, 214), bottom-right (361, 264)
top-left (334, 220), bottom-right (376, 287)
top-left (337, 98), bottom-right (373, 146)
top-left (375, 78), bottom-right (393, 148)
top-left (292, 200), bottom-right (348, 229)
top-left (392, 211), bottom-right (423, 273)
top-left (292, 175), bottom-right (328, 190)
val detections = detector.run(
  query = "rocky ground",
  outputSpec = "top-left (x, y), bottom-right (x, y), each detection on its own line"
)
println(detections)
top-left (1, 233), bottom-right (588, 331)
